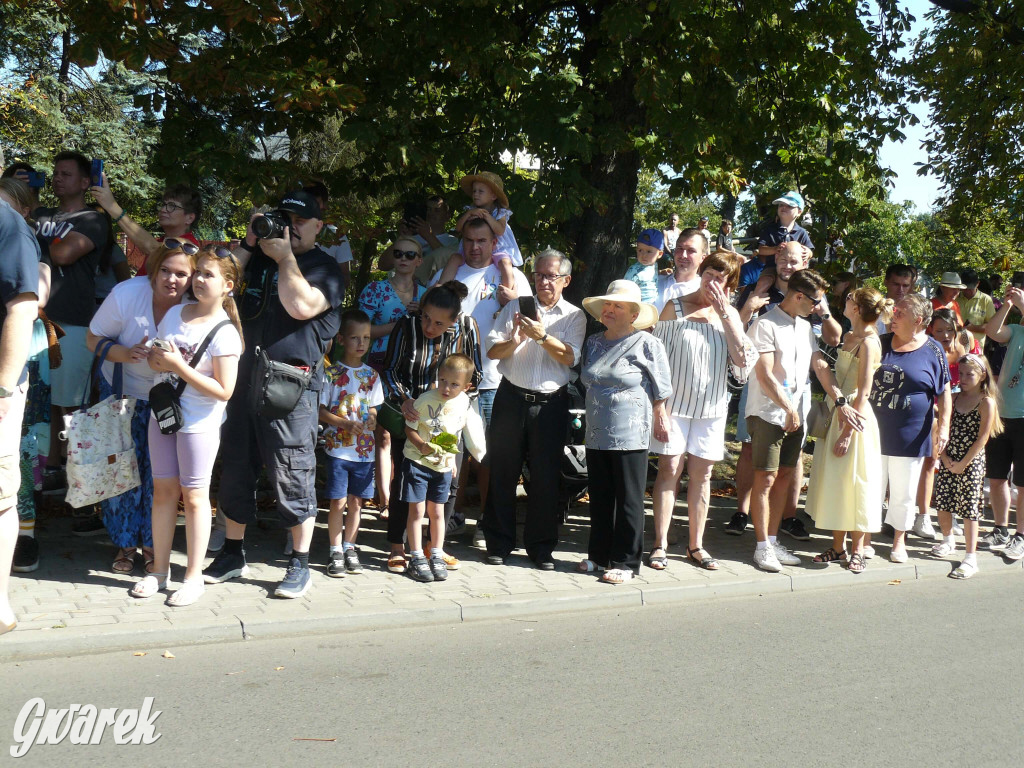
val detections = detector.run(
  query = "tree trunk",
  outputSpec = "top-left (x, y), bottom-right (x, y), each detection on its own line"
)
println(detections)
top-left (720, 191), bottom-right (737, 223)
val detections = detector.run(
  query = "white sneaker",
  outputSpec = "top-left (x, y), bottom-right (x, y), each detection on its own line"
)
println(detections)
top-left (472, 526), bottom-right (486, 548)
top-left (754, 545), bottom-right (783, 573)
top-left (863, 545), bottom-right (876, 559)
top-left (912, 513), bottom-right (938, 540)
top-left (772, 541), bottom-right (801, 565)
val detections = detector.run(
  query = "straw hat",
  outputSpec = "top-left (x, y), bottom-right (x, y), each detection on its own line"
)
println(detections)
top-left (938, 271), bottom-right (965, 289)
top-left (459, 171), bottom-right (509, 209)
top-left (582, 280), bottom-right (660, 330)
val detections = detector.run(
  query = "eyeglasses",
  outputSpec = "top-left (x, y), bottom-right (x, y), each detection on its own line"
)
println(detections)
top-left (159, 201), bottom-right (185, 213)
top-left (534, 273), bottom-right (567, 283)
top-left (164, 237), bottom-right (200, 256)
top-left (392, 250), bottom-right (419, 261)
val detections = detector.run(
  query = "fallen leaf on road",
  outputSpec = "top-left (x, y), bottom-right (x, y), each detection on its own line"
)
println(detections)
top-left (162, 650), bottom-right (175, 659)
top-left (887, 579), bottom-right (902, 586)
top-left (274, 666), bottom-right (285, 671)
top-left (225, 671), bottom-right (244, 676)
top-left (292, 738), bottom-right (336, 742)
top-left (133, 651), bottom-right (147, 657)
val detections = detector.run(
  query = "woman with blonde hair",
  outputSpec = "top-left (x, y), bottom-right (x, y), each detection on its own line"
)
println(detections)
top-left (806, 286), bottom-right (892, 573)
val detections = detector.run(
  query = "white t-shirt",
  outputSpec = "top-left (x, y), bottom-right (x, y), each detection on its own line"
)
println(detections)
top-left (318, 362), bottom-right (385, 462)
top-left (89, 276), bottom-right (162, 399)
top-left (744, 305), bottom-right (817, 428)
top-left (432, 262), bottom-right (532, 390)
top-left (153, 306), bottom-right (242, 433)
top-left (655, 275), bottom-right (700, 313)
top-left (323, 236), bottom-right (353, 265)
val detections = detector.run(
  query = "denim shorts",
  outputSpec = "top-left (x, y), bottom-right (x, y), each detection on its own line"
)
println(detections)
top-left (325, 456), bottom-right (375, 500)
top-left (399, 457), bottom-right (452, 503)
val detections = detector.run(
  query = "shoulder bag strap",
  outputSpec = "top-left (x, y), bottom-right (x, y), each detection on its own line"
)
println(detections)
top-left (174, 319), bottom-right (233, 396)
top-left (84, 338), bottom-right (119, 405)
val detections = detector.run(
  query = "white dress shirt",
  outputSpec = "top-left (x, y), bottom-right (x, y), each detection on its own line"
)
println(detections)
top-left (487, 296), bottom-right (586, 393)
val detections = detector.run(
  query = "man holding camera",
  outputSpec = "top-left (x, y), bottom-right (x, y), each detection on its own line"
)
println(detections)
top-left (204, 191), bottom-right (344, 599)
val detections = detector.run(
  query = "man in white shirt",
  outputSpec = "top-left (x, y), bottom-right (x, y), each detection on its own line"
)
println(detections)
top-left (655, 228), bottom-right (707, 312)
top-left (745, 269), bottom-right (863, 573)
top-left (431, 217), bottom-right (532, 535)
top-left (481, 250), bottom-right (586, 569)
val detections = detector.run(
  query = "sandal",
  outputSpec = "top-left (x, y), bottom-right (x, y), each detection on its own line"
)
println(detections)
top-left (687, 547), bottom-right (719, 570)
top-left (141, 546), bottom-right (156, 574)
top-left (387, 553), bottom-right (407, 574)
top-left (931, 541), bottom-right (957, 557)
top-left (600, 568), bottom-right (634, 584)
top-left (813, 546), bottom-right (847, 564)
top-left (130, 573), bottom-right (168, 598)
top-left (648, 547), bottom-right (669, 571)
top-left (848, 553), bottom-right (866, 574)
top-left (949, 561), bottom-right (977, 580)
top-left (577, 559), bottom-right (605, 574)
top-left (112, 547), bottom-right (137, 574)
top-left (166, 579), bottom-right (205, 607)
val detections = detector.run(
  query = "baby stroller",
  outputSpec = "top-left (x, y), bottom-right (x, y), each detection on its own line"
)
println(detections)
top-left (521, 379), bottom-right (588, 517)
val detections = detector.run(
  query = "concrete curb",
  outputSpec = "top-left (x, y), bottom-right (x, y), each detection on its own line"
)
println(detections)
top-left (3, 555), bottom-right (1019, 663)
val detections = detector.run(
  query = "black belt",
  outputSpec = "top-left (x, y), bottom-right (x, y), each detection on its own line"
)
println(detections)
top-left (505, 380), bottom-right (567, 403)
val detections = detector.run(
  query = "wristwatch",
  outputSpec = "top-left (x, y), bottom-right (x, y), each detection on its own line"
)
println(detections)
top-left (834, 396), bottom-right (847, 407)
top-left (0, 385), bottom-right (15, 398)
top-left (536, 333), bottom-right (549, 345)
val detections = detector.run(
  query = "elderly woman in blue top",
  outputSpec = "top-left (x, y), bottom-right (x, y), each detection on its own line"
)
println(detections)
top-left (578, 280), bottom-right (672, 585)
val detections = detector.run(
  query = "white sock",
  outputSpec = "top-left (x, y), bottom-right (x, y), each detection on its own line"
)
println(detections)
top-left (411, 549), bottom-right (423, 559)
top-left (916, 512), bottom-right (926, 521)
top-left (755, 540), bottom-right (769, 552)
top-left (768, 535), bottom-right (777, 546)
top-left (944, 534), bottom-right (955, 545)
top-left (342, 541), bottom-right (354, 552)
top-left (962, 552), bottom-right (978, 567)
top-left (431, 547), bottom-right (443, 558)
top-left (330, 545), bottom-right (343, 557)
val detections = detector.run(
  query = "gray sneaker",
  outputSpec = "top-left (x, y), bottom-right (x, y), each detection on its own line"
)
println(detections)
top-left (979, 528), bottom-right (1011, 551)
top-left (1003, 533), bottom-right (1024, 561)
top-left (327, 551), bottom-right (346, 578)
top-left (275, 557), bottom-right (311, 598)
top-left (343, 547), bottom-right (363, 574)
top-left (429, 554), bottom-right (449, 581)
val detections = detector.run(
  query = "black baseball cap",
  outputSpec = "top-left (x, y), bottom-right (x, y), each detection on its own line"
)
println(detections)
top-left (960, 268), bottom-right (980, 287)
top-left (278, 190), bottom-right (321, 219)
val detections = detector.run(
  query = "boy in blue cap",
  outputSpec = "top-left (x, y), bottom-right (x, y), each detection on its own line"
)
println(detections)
top-left (740, 191), bottom-right (815, 287)
top-left (623, 228), bottom-right (664, 305)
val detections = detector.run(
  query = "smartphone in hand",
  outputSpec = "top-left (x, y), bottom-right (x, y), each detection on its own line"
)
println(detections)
top-left (90, 159), bottom-right (104, 188)
top-left (26, 171), bottom-right (46, 188)
top-left (518, 295), bottom-right (539, 321)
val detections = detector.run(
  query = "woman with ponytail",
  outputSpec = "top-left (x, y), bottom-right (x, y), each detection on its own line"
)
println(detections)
top-left (130, 245), bottom-right (243, 606)
top-left (805, 287), bottom-right (892, 573)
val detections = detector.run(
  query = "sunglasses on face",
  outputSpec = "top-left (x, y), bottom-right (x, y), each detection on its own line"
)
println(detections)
top-left (392, 250), bottom-right (419, 261)
top-left (164, 237), bottom-right (200, 256)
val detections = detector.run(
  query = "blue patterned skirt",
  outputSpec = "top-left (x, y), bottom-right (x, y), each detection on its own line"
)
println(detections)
top-left (97, 377), bottom-right (153, 548)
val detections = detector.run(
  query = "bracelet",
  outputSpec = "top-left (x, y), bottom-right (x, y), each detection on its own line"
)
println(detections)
top-left (112, 210), bottom-right (126, 224)
top-left (237, 240), bottom-right (255, 253)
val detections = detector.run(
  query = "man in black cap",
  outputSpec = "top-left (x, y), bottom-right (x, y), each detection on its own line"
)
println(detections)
top-left (204, 191), bottom-right (345, 599)
top-left (959, 268), bottom-right (996, 348)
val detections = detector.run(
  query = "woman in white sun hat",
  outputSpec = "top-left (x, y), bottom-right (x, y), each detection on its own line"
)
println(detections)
top-left (578, 280), bottom-right (672, 585)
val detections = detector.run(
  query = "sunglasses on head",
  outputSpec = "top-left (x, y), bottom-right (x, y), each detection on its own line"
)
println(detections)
top-left (393, 249), bottom-right (419, 261)
top-left (201, 245), bottom-right (239, 266)
top-left (164, 237), bottom-right (200, 256)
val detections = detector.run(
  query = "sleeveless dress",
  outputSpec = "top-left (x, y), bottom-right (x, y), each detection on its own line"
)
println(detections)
top-left (932, 402), bottom-right (984, 520)
top-left (805, 345), bottom-right (882, 532)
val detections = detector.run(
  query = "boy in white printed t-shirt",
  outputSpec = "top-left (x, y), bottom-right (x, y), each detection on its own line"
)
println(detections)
top-left (400, 354), bottom-right (486, 583)
top-left (318, 310), bottom-right (384, 577)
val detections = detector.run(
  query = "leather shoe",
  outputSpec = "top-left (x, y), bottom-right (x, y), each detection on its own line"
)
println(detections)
top-left (485, 554), bottom-right (505, 566)
top-left (532, 556), bottom-right (555, 571)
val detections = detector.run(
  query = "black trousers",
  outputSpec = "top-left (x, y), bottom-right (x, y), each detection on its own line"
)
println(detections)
top-left (585, 448), bottom-right (647, 574)
top-left (386, 435), bottom-right (459, 545)
top-left (482, 380), bottom-right (569, 560)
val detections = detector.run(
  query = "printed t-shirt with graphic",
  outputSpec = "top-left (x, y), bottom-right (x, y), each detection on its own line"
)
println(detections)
top-left (432, 262), bottom-right (532, 390)
top-left (34, 206), bottom-right (107, 326)
top-left (153, 305), bottom-right (243, 433)
top-left (623, 260), bottom-right (659, 305)
top-left (319, 362), bottom-right (384, 461)
top-left (402, 389), bottom-right (486, 474)
top-left (869, 334), bottom-right (950, 457)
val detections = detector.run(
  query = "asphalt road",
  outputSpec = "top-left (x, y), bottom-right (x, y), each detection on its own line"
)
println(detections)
top-left (3, 576), bottom-right (1023, 767)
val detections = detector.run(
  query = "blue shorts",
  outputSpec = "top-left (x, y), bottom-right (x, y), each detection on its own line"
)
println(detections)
top-left (399, 457), bottom-right (452, 504)
top-left (325, 456), bottom-right (375, 500)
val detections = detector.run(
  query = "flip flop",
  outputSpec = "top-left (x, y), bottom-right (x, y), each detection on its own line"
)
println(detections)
top-left (577, 559), bottom-right (604, 574)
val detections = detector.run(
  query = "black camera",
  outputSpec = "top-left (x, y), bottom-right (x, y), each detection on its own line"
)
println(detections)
top-left (252, 210), bottom-right (289, 240)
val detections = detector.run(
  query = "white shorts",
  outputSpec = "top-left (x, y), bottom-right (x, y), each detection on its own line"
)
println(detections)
top-left (650, 413), bottom-right (726, 461)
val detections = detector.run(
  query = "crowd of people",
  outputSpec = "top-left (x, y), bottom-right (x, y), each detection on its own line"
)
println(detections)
top-left (1, 152), bottom-right (1021, 634)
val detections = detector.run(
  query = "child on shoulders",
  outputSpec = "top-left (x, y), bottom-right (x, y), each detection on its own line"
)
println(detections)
top-left (623, 228), bottom-right (664, 305)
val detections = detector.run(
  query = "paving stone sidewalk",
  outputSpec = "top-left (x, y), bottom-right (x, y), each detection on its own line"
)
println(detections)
top-left (4, 493), bottom-right (1021, 662)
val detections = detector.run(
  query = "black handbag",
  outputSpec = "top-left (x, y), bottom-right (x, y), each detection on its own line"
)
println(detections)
top-left (149, 320), bottom-right (232, 434)
top-left (250, 346), bottom-right (316, 420)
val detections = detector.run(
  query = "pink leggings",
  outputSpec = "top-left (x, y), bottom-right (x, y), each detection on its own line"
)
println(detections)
top-left (147, 420), bottom-right (221, 489)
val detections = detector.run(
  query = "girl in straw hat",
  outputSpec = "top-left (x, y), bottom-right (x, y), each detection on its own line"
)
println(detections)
top-left (437, 171), bottom-right (521, 292)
